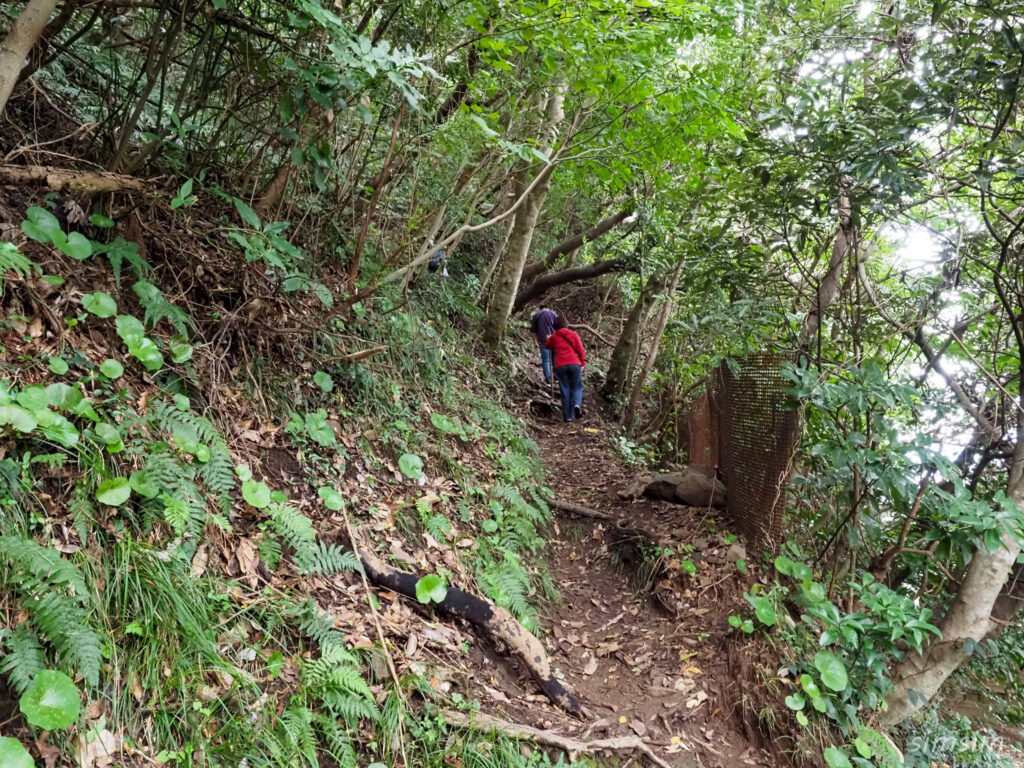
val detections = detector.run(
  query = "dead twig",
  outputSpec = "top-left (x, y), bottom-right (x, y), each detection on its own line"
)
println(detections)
top-left (550, 497), bottom-right (616, 520)
top-left (0, 163), bottom-right (152, 192)
top-left (438, 709), bottom-right (679, 768)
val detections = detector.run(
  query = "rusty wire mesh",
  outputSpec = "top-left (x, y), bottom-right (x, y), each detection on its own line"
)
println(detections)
top-left (688, 353), bottom-right (800, 550)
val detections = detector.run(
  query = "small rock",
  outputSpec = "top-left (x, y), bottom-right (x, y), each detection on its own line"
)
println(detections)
top-left (726, 542), bottom-right (747, 564)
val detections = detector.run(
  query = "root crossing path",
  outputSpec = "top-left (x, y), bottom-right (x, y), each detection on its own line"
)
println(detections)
top-left (490, 373), bottom-right (765, 768)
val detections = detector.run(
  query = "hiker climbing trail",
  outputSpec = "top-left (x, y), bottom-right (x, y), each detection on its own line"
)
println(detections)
top-left (486, 364), bottom-right (767, 767)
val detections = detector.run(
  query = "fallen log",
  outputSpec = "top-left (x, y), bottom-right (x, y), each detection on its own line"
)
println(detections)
top-left (0, 164), bottom-right (151, 193)
top-left (348, 529), bottom-right (582, 716)
top-left (439, 709), bottom-right (677, 768)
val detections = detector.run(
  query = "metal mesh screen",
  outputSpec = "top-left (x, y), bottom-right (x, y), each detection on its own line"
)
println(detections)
top-left (688, 353), bottom-right (800, 550)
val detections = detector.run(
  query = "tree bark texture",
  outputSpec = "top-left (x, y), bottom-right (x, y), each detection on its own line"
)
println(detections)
top-left (622, 261), bottom-right (684, 427)
top-left (0, 0), bottom-right (61, 114)
top-left (601, 273), bottom-right (663, 400)
top-left (481, 84), bottom-right (566, 345)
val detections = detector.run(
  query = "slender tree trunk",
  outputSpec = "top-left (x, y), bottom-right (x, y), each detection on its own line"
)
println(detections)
top-left (883, 408), bottom-right (1024, 725)
top-left (0, 0), bottom-right (60, 114)
top-left (622, 261), bottom-right (683, 428)
top-left (482, 84), bottom-right (566, 345)
top-left (601, 272), bottom-right (662, 400)
top-left (799, 185), bottom-right (854, 353)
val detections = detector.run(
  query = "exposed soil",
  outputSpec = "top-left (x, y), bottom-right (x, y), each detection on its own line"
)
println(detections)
top-left (465, 358), bottom-right (770, 767)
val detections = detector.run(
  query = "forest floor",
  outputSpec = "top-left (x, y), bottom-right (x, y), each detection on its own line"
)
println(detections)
top-left (465, 356), bottom-right (767, 768)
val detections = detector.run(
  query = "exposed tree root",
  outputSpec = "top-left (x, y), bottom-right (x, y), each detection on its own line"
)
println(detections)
top-left (438, 709), bottom-right (682, 768)
top-left (346, 529), bottom-right (583, 716)
top-left (0, 164), bottom-right (151, 192)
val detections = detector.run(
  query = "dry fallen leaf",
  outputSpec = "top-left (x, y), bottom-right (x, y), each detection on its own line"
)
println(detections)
top-left (74, 728), bottom-right (120, 768)
top-left (582, 657), bottom-right (598, 675)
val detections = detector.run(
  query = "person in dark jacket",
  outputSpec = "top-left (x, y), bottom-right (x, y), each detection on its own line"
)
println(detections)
top-left (545, 315), bottom-right (586, 422)
top-left (530, 304), bottom-right (558, 383)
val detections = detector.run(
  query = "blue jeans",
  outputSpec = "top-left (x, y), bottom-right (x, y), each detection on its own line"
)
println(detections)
top-left (539, 346), bottom-right (552, 383)
top-left (554, 364), bottom-right (583, 421)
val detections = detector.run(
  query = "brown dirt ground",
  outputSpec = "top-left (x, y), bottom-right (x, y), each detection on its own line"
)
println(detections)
top-left (461, 359), bottom-right (770, 767)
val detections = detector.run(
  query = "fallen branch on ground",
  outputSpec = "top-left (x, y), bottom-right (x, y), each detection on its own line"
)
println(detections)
top-left (550, 497), bottom-right (615, 520)
top-left (575, 323), bottom-right (615, 346)
top-left (0, 164), bottom-right (151, 192)
top-left (439, 709), bottom-right (677, 768)
top-left (345, 527), bottom-right (583, 716)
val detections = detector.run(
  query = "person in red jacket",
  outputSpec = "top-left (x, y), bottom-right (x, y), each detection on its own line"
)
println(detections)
top-left (544, 315), bottom-right (586, 422)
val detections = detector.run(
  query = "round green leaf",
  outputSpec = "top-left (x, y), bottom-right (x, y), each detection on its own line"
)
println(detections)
top-left (398, 453), bottom-right (423, 480)
top-left (82, 292), bottom-right (117, 318)
top-left (0, 404), bottom-right (38, 433)
top-left (99, 359), bottom-right (124, 378)
top-left (795, 711), bottom-right (809, 726)
top-left (304, 412), bottom-right (335, 446)
top-left (481, 519), bottom-right (498, 533)
top-left (115, 314), bottom-right (145, 342)
top-left (129, 337), bottom-right (164, 372)
top-left (774, 556), bottom-right (794, 575)
top-left (16, 386), bottom-right (48, 411)
top-left (90, 214), bottom-right (115, 228)
top-left (45, 383), bottom-right (82, 409)
top-left (312, 371), bottom-right (334, 393)
top-left (96, 477), bottom-right (131, 506)
top-left (173, 394), bottom-right (190, 411)
top-left (94, 422), bottom-right (121, 445)
top-left (242, 480), bottom-right (271, 509)
top-left (745, 593), bottom-right (776, 626)
top-left (823, 747), bottom-right (852, 768)
top-left (130, 469), bottom-right (159, 499)
top-left (415, 574), bottom-right (447, 604)
top-left (168, 334), bottom-right (193, 363)
top-left (61, 231), bottom-right (93, 260)
top-left (22, 206), bottom-right (62, 242)
top-left (37, 412), bottom-right (79, 447)
top-left (193, 444), bottom-right (211, 463)
top-left (47, 357), bottom-right (69, 375)
top-left (430, 412), bottom-right (459, 433)
top-left (19, 669), bottom-right (80, 729)
top-left (0, 737), bottom-right (34, 768)
top-left (318, 486), bottom-right (345, 511)
top-left (814, 651), bottom-right (849, 692)
top-left (784, 692), bottom-right (805, 711)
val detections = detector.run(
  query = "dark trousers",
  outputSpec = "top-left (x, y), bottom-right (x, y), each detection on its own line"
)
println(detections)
top-left (554, 364), bottom-right (583, 421)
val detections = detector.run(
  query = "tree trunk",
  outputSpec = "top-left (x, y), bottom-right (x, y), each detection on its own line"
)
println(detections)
top-left (601, 273), bottom-right (662, 400)
top-left (622, 261), bottom-right (683, 428)
top-left (882, 416), bottom-right (1024, 726)
top-left (513, 258), bottom-right (625, 311)
top-left (0, 0), bottom-right (60, 114)
top-left (481, 84), bottom-right (566, 346)
top-left (798, 185), bottom-right (854, 353)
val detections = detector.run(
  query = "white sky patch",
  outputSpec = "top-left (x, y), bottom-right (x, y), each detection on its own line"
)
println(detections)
top-left (884, 223), bottom-right (944, 271)
top-left (857, 1), bottom-right (875, 21)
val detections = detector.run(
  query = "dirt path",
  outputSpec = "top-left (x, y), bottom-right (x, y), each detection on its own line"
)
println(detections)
top-left (490, 369), bottom-right (766, 767)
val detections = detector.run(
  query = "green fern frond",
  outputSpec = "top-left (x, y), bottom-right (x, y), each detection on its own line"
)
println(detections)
top-left (0, 536), bottom-right (102, 685)
top-left (0, 625), bottom-right (46, 694)
top-left (294, 540), bottom-right (361, 577)
top-left (318, 689), bottom-right (378, 724)
top-left (149, 401), bottom-right (234, 512)
top-left (0, 242), bottom-right (38, 295)
top-left (133, 279), bottom-right (195, 334)
top-left (312, 714), bottom-right (357, 768)
top-left (278, 699), bottom-right (318, 767)
top-left (266, 503), bottom-right (316, 552)
top-left (258, 535), bottom-right (282, 572)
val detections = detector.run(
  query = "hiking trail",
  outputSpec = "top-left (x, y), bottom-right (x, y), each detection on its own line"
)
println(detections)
top-left (464, 357), bottom-right (766, 767)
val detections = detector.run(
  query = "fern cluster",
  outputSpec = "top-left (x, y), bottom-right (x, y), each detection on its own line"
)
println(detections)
top-left (149, 401), bottom-right (234, 514)
top-left (476, 553), bottom-right (539, 632)
top-left (302, 643), bottom-right (378, 725)
top-left (264, 503), bottom-right (360, 576)
top-left (0, 535), bottom-right (102, 686)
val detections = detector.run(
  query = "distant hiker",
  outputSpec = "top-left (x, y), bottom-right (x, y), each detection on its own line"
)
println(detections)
top-left (545, 315), bottom-right (586, 422)
top-left (530, 303), bottom-right (558, 384)
top-left (427, 248), bottom-right (449, 277)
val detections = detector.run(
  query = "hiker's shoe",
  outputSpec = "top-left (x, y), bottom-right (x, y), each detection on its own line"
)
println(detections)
top-left (574, 405), bottom-right (583, 420)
